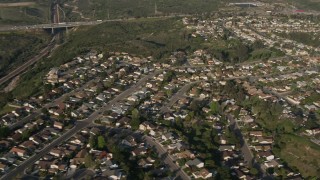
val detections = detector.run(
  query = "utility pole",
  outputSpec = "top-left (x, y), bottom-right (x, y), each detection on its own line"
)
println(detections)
top-left (56, 4), bottom-right (60, 23)
top-left (155, 2), bottom-right (157, 15)
top-left (48, 5), bottom-right (51, 23)
top-left (57, 4), bottom-right (66, 22)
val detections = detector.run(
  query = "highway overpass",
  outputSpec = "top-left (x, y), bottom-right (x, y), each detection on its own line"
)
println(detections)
top-left (0, 14), bottom-right (191, 32)
top-left (0, 21), bottom-right (104, 32)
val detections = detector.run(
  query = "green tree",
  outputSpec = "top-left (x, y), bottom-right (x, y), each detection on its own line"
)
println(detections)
top-left (190, 100), bottom-right (201, 112)
top-left (217, 166), bottom-right (231, 180)
top-left (205, 159), bottom-right (216, 168)
top-left (209, 101), bottom-right (219, 115)
top-left (130, 109), bottom-right (141, 130)
top-left (250, 168), bottom-right (259, 175)
top-left (132, 108), bottom-right (140, 120)
top-left (89, 135), bottom-right (97, 149)
top-left (21, 130), bottom-right (30, 141)
top-left (84, 154), bottom-right (95, 168)
top-left (0, 92), bottom-right (12, 109)
top-left (97, 135), bottom-right (106, 150)
top-left (0, 126), bottom-right (9, 139)
top-left (41, 108), bottom-right (49, 116)
top-left (267, 167), bottom-right (275, 175)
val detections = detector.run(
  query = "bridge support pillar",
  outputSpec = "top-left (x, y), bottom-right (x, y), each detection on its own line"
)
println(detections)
top-left (51, 28), bottom-right (54, 35)
top-left (65, 27), bottom-right (68, 35)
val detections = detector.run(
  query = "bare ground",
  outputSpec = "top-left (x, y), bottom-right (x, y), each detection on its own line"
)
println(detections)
top-left (4, 75), bottom-right (20, 92)
top-left (0, 2), bottom-right (36, 8)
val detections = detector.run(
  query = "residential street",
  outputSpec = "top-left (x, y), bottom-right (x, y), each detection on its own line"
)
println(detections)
top-left (228, 114), bottom-right (269, 178)
top-left (160, 81), bottom-right (198, 113)
top-left (143, 136), bottom-right (191, 180)
top-left (9, 77), bottom-right (101, 130)
top-left (0, 71), bottom-right (160, 180)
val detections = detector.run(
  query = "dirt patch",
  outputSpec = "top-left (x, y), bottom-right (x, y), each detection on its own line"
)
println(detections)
top-left (0, 2), bottom-right (36, 8)
top-left (4, 75), bottom-right (20, 92)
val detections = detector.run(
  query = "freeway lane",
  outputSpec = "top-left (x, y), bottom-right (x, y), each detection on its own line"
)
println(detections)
top-left (0, 14), bottom-right (191, 32)
top-left (0, 71), bottom-right (160, 180)
top-left (0, 39), bottom-right (55, 87)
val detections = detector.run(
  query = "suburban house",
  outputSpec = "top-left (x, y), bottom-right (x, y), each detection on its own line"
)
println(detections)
top-left (139, 121), bottom-right (156, 131)
top-left (175, 150), bottom-right (195, 159)
top-left (192, 168), bottom-right (213, 179)
top-left (131, 147), bottom-right (147, 157)
top-left (185, 158), bottom-right (204, 168)
top-left (10, 147), bottom-right (27, 157)
top-left (162, 132), bottom-right (175, 141)
top-left (257, 151), bottom-right (274, 161)
top-left (53, 121), bottom-right (64, 130)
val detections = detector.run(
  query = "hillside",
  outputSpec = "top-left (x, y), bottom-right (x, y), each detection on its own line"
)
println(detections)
top-left (61, 0), bottom-right (222, 21)
top-left (0, 0), bottom-right (51, 25)
top-left (0, 31), bottom-right (50, 78)
top-left (10, 17), bottom-right (205, 99)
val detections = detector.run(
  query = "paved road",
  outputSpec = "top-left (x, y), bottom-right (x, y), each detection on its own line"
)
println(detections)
top-left (227, 114), bottom-right (254, 166)
top-left (160, 81), bottom-right (198, 113)
top-left (262, 87), bottom-right (307, 114)
top-left (0, 14), bottom-right (191, 32)
top-left (72, 168), bottom-right (95, 180)
top-left (0, 38), bottom-right (56, 87)
top-left (1, 71), bottom-right (160, 180)
top-left (143, 136), bottom-right (190, 180)
top-left (8, 77), bottom-right (100, 130)
top-left (227, 114), bottom-right (272, 179)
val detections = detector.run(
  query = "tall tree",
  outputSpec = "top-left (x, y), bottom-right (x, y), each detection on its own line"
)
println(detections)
top-left (209, 101), bottom-right (219, 115)
top-left (0, 126), bottom-right (9, 139)
top-left (130, 108), bottom-right (141, 130)
top-left (97, 135), bottom-right (106, 150)
top-left (84, 154), bottom-right (95, 168)
top-left (89, 135), bottom-right (97, 149)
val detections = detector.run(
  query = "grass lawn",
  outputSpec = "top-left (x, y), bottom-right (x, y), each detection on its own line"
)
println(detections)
top-left (63, 0), bottom-right (221, 20)
top-left (0, 1), bottom-right (51, 25)
top-left (291, 0), bottom-right (320, 11)
top-left (273, 134), bottom-right (320, 178)
top-left (0, 104), bottom-right (14, 116)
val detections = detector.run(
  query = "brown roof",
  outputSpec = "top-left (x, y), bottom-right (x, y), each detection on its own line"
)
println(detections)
top-left (54, 121), bottom-right (64, 127)
top-left (0, 140), bottom-right (11, 148)
top-left (20, 140), bottom-right (36, 148)
top-left (38, 160), bottom-right (52, 169)
top-left (10, 147), bottom-right (26, 154)
top-left (132, 147), bottom-right (146, 156)
top-left (257, 150), bottom-right (273, 158)
top-left (0, 162), bottom-right (7, 169)
top-left (75, 149), bottom-right (88, 158)
top-left (11, 133), bottom-right (22, 141)
top-left (199, 168), bottom-right (210, 177)
top-left (70, 157), bottom-right (85, 165)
